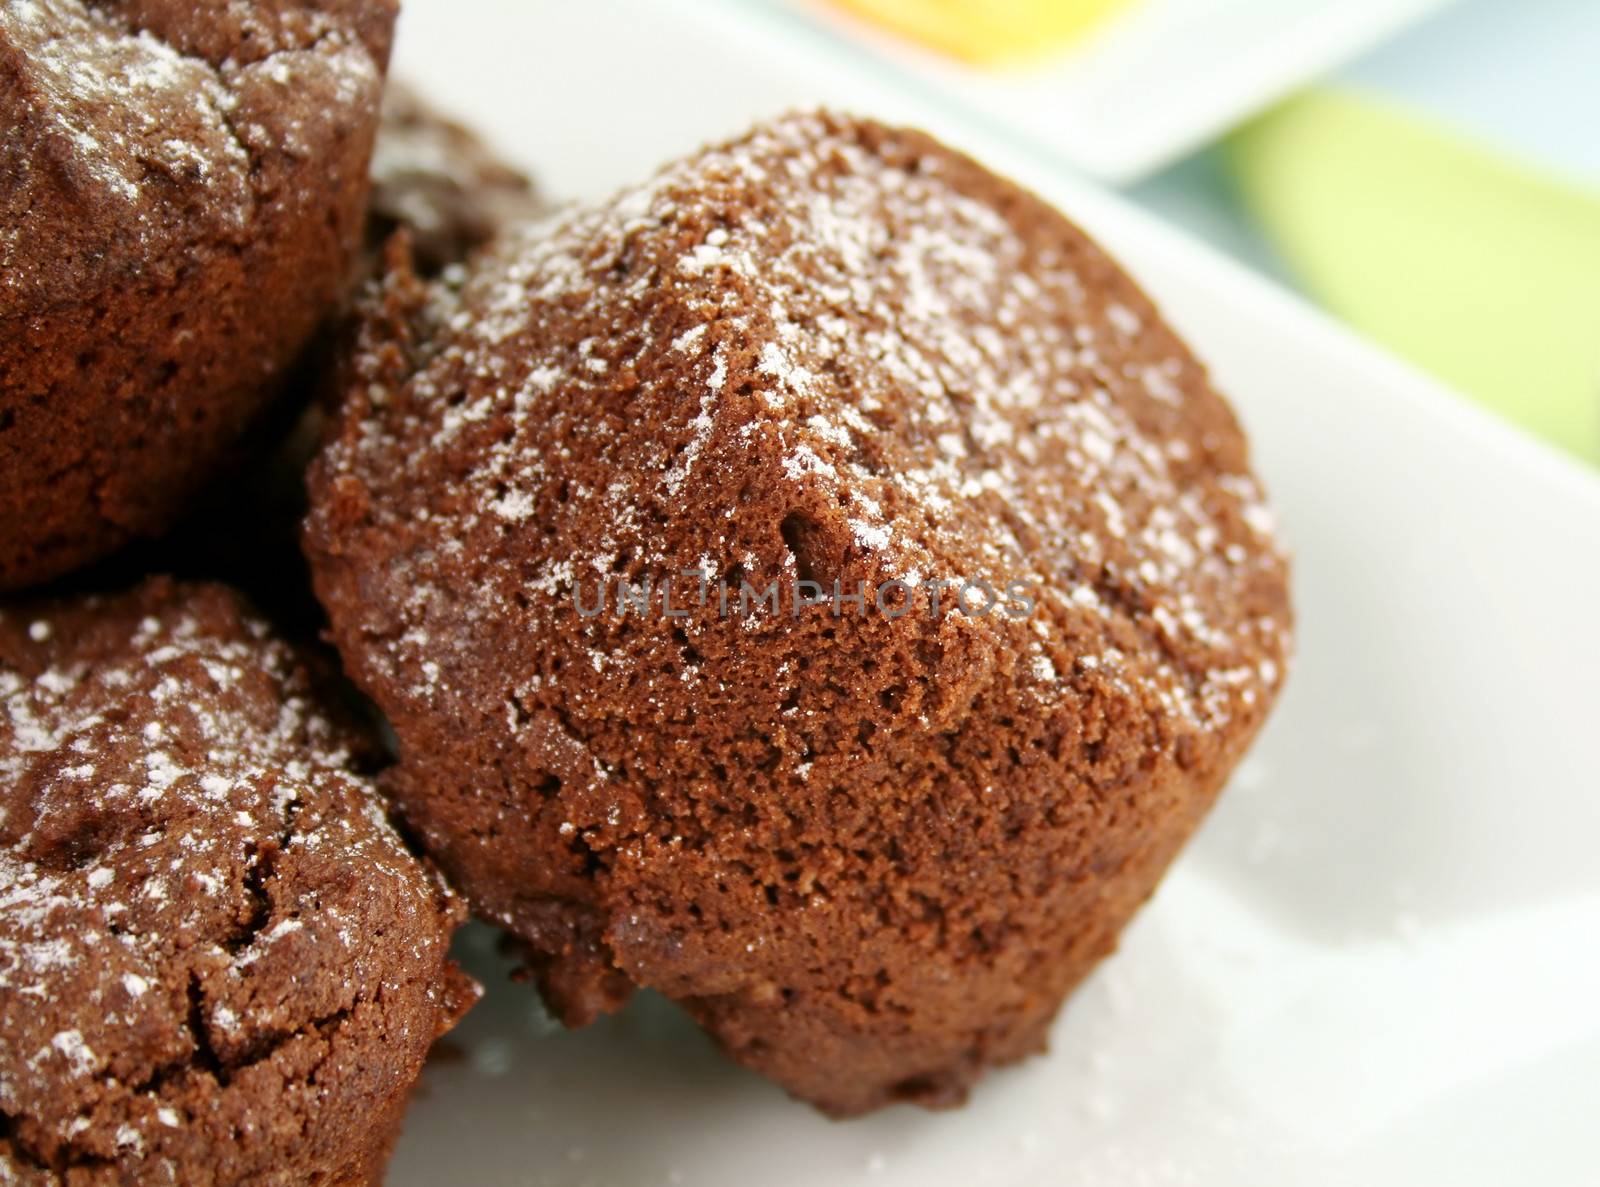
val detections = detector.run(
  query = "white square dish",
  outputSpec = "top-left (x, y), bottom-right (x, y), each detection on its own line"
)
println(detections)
top-left (386, 2), bottom-right (1600, 1183)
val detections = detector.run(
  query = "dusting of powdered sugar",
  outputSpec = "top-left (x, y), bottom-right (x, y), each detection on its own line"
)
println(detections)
top-left (324, 111), bottom-right (1289, 738)
top-left (1, 0), bottom-right (248, 209)
top-left (0, 0), bottom-right (381, 300)
top-left (0, 584), bottom-right (452, 1156)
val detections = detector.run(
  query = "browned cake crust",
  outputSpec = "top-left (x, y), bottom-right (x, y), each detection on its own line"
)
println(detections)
top-left (366, 82), bottom-right (550, 279)
top-left (0, 0), bottom-right (398, 592)
top-left (0, 578), bottom-right (477, 1183)
top-left (305, 112), bottom-right (1292, 1116)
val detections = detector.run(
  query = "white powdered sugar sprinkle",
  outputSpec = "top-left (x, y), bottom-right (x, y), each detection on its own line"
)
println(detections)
top-left (324, 111), bottom-right (1289, 740)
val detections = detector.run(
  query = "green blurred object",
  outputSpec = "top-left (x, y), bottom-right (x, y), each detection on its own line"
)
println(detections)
top-left (1225, 89), bottom-right (1600, 466)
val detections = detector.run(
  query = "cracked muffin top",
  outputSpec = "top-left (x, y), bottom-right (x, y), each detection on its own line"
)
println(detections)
top-left (0, 578), bottom-right (474, 1185)
top-left (0, 0), bottom-right (393, 309)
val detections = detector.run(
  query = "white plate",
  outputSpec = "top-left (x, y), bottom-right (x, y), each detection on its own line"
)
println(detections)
top-left (751, 0), bottom-right (1461, 182)
top-left (387, 2), bottom-right (1600, 1183)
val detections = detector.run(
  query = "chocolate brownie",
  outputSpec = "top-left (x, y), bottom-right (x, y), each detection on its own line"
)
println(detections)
top-left (305, 112), bottom-right (1293, 1115)
top-left (0, 578), bottom-right (476, 1183)
top-left (0, 0), bottom-right (398, 591)
top-left (366, 82), bottom-right (550, 278)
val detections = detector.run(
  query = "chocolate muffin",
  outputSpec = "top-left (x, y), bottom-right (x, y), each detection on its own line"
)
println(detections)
top-left (366, 82), bottom-right (550, 278)
top-left (305, 111), bottom-right (1292, 1116)
top-left (0, 578), bottom-right (475, 1183)
top-left (0, 0), bottom-right (398, 591)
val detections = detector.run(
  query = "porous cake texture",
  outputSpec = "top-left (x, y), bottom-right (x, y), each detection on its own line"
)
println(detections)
top-left (306, 111), bottom-right (1291, 1115)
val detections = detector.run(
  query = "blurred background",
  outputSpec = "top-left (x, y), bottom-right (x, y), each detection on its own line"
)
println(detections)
top-left (740, 0), bottom-right (1600, 468)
